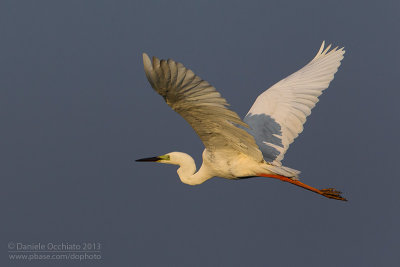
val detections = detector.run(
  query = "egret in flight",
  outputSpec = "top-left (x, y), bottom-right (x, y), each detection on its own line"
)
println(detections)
top-left (137, 42), bottom-right (347, 201)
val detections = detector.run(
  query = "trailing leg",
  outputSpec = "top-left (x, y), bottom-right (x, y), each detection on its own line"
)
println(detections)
top-left (257, 173), bottom-right (347, 201)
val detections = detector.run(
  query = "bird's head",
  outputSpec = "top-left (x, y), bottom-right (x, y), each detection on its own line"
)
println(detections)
top-left (136, 154), bottom-right (171, 164)
top-left (136, 152), bottom-right (192, 166)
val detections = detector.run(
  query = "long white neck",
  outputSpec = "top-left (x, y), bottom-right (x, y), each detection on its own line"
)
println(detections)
top-left (169, 152), bottom-right (212, 185)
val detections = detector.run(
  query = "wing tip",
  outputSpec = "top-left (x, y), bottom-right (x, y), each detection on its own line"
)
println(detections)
top-left (143, 53), bottom-right (152, 70)
top-left (314, 41), bottom-right (346, 60)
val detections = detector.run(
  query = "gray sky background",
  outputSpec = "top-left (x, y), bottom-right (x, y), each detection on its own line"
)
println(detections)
top-left (1, 0), bottom-right (399, 266)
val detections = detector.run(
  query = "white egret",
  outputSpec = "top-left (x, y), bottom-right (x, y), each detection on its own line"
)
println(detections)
top-left (137, 42), bottom-right (347, 201)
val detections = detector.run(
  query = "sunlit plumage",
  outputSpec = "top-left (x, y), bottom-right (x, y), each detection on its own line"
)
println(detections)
top-left (137, 42), bottom-right (347, 201)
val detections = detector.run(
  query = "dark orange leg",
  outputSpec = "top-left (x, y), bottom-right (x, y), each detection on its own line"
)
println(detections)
top-left (257, 173), bottom-right (347, 201)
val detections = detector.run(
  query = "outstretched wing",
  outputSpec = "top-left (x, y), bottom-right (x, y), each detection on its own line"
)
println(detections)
top-left (143, 53), bottom-right (263, 161)
top-left (244, 42), bottom-right (345, 165)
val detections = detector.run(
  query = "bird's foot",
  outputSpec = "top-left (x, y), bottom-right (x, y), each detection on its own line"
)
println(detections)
top-left (320, 188), bottom-right (347, 201)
